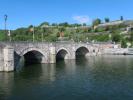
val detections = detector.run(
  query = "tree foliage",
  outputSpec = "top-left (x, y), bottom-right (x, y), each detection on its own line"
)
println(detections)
top-left (111, 31), bottom-right (121, 42)
top-left (40, 22), bottom-right (49, 27)
top-left (105, 18), bottom-right (110, 23)
top-left (92, 18), bottom-right (101, 26)
top-left (120, 16), bottom-right (124, 21)
top-left (1, 18), bottom-right (133, 45)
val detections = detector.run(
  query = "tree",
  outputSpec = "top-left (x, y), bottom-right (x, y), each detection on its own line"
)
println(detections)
top-left (111, 32), bottom-right (121, 42)
top-left (28, 25), bottom-right (33, 29)
top-left (121, 38), bottom-right (127, 48)
top-left (59, 22), bottom-right (69, 27)
top-left (83, 23), bottom-right (87, 26)
top-left (52, 23), bottom-right (58, 26)
top-left (0, 30), bottom-right (6, 41)
top-left (92, 18), bottom-right (101, 27)
top-left (59, 27), bottom-right (65, 32)
top-left (120, 16), bottom-right (124, 21)
top-left (129, 32), bottom-right (133, 46)
top-left (40, 22), bottom-right (50, 27)
top-left (104, 18), bottom-right (110, 23)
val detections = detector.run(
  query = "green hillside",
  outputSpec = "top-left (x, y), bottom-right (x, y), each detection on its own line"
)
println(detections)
top-left (1, 19), bottom-right (133, 48)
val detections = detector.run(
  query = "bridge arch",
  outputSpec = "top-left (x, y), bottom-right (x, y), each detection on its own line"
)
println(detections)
top-left (56, 48), bottom-right (70, 61)
top-left (20, 47), bottom-right (44, 56)
top-left (76, 46), bottom-right (89, 59)
top-left (19, 47), bottom-right (46, 64)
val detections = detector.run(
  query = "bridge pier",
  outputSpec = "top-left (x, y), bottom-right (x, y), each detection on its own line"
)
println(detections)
top-left (41, 56), bottom-right (48, 63)
top-left (70, 49), bottom-right (76, 60)
top-left (3, 46), bottom-right (14, 72)
top-left (49, 46), bottom-right (56, 63)
top-left (0, 48), bottom-right (4, 71)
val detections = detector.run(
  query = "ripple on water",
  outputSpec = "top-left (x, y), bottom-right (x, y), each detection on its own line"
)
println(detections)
top-left (0, 55), bottom-right (133, 100)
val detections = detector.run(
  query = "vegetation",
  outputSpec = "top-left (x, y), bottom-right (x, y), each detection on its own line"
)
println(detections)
top-left (1, 17), bottom-right (133, 48)
top-left (92, 18), bottom-right (101, 27)
top-left (0, 30), bottom-right (6, 41)
top-left (120, 16), bottom-right (124, 21)
top-left (105, 18), bottom-right (110, 23)
top-left (111, 31), bottom-right (121, 42)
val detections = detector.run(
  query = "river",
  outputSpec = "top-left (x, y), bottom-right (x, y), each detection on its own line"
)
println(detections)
top-left (0, 55), bottom-right (133, 100)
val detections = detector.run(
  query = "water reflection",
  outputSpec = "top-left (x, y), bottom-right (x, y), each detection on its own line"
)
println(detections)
top-left (88, 55), bottom-right (133, 100)
top-left (0, 55), bottom-right (133, 100)
top-left (0, 72), bottom-right (14, 100)
top-left (41, 64), bottom-right (56, 82)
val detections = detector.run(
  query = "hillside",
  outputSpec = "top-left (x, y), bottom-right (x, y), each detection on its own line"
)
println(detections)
top-left (0, 20), bottom-right (133, 48)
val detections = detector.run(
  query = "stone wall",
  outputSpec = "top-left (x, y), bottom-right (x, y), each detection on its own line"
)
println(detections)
top-left (0, 46), bottom-right (4, 71)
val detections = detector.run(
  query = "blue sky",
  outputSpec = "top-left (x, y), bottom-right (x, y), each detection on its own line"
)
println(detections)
top-left (0, 0), bottom-right (133, 29)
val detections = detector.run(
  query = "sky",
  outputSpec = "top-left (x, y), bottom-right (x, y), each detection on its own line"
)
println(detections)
top-left (0, 0), bottom-right (133, 30)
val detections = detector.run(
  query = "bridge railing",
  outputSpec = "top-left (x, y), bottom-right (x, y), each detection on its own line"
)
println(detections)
top-left (0, 41), bottom-right (115, 47)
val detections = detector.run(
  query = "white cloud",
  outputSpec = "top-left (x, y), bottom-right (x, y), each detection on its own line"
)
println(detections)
top-left (72, 15), bottom-right (90, 24)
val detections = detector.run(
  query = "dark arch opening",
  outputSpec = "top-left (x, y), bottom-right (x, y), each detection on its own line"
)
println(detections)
top-left (14, 51), bottom-right (21, 70)
top-left (23, 50), bottom-right (43, 65)
top-left (76, 47), bottom-right (89, 59)
top-left (56, 49), bottom-right (68, 61)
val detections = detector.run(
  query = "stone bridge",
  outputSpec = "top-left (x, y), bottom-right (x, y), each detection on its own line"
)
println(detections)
top-left (0, 42), bottom-right (103, 72)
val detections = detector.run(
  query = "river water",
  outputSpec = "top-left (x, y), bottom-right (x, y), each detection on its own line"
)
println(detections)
top-left (0, 55), bottom-right (133, 100)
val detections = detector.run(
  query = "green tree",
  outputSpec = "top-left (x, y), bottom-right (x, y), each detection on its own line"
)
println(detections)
top-left (92, 18), bottom-right (101, 27)
top-left (40, 22), bottom-right (50, 27)
top-left (104, 18), bottom-right (110, 23)
top-left (59, 22), bottom-right (69, 27)
top-left (120, 16), bottom-right (124, 21)
top-left (121, 38), bottom-right (127, 48)
top-left (130, 32), bottom-right (133, 42)
top-left (0, 30), bottom-right (6, 41)
top-left (28, 25), bottom-right (33, 29)
top-left (52, 23), bottom-right (58, 26)
top-left (83, 23), bottom-right (87, 26)
top-left (111, 32), bottom-right (121, 42)
top-left (59, 27), bottom-right (65, 32)
top-left (129, 31), bottom-right (133, 46)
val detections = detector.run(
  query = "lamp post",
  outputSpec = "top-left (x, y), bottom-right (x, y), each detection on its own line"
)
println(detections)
top-left (41, 27), bottom-right (44, 42)
top-left (4, 15), bottom-right (8, 39)
top-left (8, 30), bottom-right (11, 42)
top-left (32, 26), bottom-right (35, 42)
